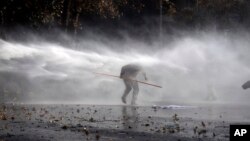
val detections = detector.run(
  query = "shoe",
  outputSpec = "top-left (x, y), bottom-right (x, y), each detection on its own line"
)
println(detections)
top-left (122, 96), bottom-right (126, 104)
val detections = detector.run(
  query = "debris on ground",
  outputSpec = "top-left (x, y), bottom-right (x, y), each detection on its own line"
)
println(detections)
top-left (0, 113), bottom-right (7, 120)
top-left (61, 125), bottom-right (68, 130)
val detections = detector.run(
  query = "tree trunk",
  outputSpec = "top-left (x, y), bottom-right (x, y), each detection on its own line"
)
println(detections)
top-left (62, 0), bottom-right (72, 32)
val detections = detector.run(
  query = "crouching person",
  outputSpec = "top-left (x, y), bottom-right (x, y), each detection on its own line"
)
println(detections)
top-left (120, 64), bottom-right (147, 105)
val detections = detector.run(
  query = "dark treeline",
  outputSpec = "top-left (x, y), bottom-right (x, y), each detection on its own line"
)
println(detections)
top-left (0, 0), bottom-right (250, 37)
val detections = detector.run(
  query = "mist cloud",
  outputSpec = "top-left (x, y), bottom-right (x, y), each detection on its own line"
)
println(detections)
top-left (0, 30), bottom-right (250, 105)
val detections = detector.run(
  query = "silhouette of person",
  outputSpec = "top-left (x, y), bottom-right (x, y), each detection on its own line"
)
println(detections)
top-left (120, 64), bottom-right (147, 105)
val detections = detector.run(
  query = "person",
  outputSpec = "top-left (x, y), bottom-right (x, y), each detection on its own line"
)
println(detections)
top-left (120, 64), bottom-right (147, 105)
top-left (242, 80), bottom-right (250, 89)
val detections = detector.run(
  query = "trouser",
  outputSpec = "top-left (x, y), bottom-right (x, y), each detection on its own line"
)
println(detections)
top-left (122, 79), bottom-right (139, 105)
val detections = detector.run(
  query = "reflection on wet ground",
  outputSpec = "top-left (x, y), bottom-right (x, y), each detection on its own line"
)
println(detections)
top-left (122, 106), bottom-right (139, 130)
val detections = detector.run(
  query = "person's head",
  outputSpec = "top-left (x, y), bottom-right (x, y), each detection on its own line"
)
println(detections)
top-left (242, 81), bottom-right (250, 90)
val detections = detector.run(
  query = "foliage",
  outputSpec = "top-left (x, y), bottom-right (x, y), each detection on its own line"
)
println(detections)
top-left (0, 0), bottom-right (249, 31)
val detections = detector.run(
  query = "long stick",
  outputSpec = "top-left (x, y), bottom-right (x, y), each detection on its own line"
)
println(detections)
top-left (94, 72), bottom-right (162, 88)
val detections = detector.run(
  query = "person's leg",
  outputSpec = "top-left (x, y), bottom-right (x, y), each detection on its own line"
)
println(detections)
top-left (131, 81), bottom-right (139, 105)
top-left (122, 80), bottom-right (132, 104)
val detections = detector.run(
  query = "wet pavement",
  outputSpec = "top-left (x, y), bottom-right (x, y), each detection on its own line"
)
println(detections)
top-left (1, 103), bottom-right (250, 141)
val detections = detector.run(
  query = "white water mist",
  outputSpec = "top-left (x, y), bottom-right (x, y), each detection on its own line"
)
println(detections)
top-left (0, 31), bottom-right (250, 105)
